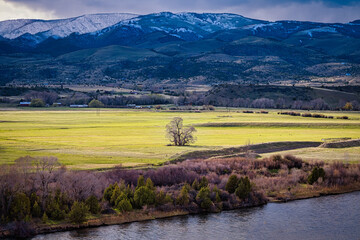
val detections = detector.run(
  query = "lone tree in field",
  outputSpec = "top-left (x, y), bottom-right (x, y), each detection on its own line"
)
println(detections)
top-left (166, 117), bottom-right (196, 146)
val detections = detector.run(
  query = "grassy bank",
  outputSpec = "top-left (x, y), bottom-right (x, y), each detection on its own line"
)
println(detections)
top-left (1, 109), bottom-right (359, 169)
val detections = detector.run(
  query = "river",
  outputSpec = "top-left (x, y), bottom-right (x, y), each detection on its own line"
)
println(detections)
top-left (33, 191), bottom-right (360, 240)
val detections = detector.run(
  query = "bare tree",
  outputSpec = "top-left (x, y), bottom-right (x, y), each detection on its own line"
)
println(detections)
top-left (166, 117), bottom-right (197, 146)
top-left (32, 156), bottom-right (61, 208)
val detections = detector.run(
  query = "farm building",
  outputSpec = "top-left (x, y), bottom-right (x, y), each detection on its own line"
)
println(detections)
top-left (69, 104), bottom-right (88, 108)
top-left (19, 102), bottom-right (31, 107)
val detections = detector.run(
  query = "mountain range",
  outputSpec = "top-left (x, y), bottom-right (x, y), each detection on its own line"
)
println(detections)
top-left (0, 12), bottom-right (359, 86)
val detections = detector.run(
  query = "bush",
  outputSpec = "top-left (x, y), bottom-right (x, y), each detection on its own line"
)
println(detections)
top-left (68, 201), bottom-right (89, 224)
top-left (116, 199), bottom-right (133, 213)
top-left (225, 175), bottom-right (239, 194)
top-left (302, 113), bottom-right (312, 117)
top-left (235, 177), bottom-right (251, 200)
top-left (308, 167), bottom-right (326, 185)
top-left (156, 191), bottom-right (173, 206)
top-left (88, 99), bottom-right (104, 108)
top-left (283, 155), bottom-right (303, 169)
top-left (85, 196), bottom-right (101, 214)
top-left (30, 98), bottom-right (45, 107)
top-left (134, 186), bottom-right (155, 208)
top-left (280, 111), bottom-right (300, 116)
top-left (212, 186), bottom-right (221, 203)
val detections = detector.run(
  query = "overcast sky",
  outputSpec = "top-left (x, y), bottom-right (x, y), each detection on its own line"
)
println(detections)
top-left (1, 0), bottom-right (360, 23)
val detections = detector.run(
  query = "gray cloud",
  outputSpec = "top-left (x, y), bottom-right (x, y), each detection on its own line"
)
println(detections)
top-left (3, 0), bottom-right (360, 22)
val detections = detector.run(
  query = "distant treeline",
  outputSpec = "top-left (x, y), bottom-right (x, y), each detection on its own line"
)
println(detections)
top-left (1, 85), bottom-right (360, 110)
top-left (175, 93), bottom-right (359, 111)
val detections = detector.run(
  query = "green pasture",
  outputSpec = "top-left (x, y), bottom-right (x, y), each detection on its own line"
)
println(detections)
top-left (0, 109), bottom-right (359, 169)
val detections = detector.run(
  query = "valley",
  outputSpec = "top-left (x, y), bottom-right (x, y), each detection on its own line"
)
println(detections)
top-left (1, 108), bottom-right (359, 169)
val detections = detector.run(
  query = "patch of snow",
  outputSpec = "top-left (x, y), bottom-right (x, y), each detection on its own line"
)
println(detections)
top-left (0, 13), bottom-right (138, 39)
top-left (243, 22), bottom-right (278, 31)
top-left (302, 26), bottom-right (337, 38)
top-left (174, 28), bottom-right (194, 33)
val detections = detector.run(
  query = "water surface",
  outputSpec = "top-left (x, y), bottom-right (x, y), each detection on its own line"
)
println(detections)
top-left (33, 191), bottom-right (360, 240)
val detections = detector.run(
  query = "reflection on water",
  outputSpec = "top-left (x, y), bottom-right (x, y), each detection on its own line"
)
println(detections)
top-left (33, 191), bottom-right (360, 240)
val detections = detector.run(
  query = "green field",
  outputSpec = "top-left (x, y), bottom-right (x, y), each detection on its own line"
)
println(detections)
top-left (1, 109), bottom-right (359, 169)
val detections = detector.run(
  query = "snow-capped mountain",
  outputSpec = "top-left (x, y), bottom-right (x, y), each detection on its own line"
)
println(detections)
top-left (0, 12), bottom-right (360, 87)
top-left (0, 13), bottom-right (138, 40)
top-left (1, 12), bottom-right (359, 45)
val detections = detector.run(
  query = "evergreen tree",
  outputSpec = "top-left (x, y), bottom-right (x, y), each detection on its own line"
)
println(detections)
top-left (192, 179), bottom-right (199, 190)
top-left (235, 177), bottom-right (252, 200)
top-left (110, 184), bottom-right (121, 205)
top-left (136, 175), bottom-right (146, 190)
top-left (69, 202), bottom-right (89, 224)
top-left (225, 175), bottom-right (239, 194)
top-left (146, 178), bottom-right (156, 191)
top-left (10, 193), bottom-right (30, 221)
top-left (42, 213), bottom-right (48, 223)
top-left (117, 199), bottom-right (133, 213)
top-left (176, 185), bottom-right (190, 206)
top-left (196, 187), bottom-right (213, 209)
top-left (134, 186), bottom-right (155, 208)
top-left (199, 176), bottom-right (209, 189)
top-left (32, 201), bottom-right (42, 218)
top-left (103, 184), bottom-right (115, 202)
top-left (85, 196), bottom-right (101, 214)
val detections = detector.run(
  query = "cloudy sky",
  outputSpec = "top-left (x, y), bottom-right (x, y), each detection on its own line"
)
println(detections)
top-left (1, 0), bottom-right (360, 23)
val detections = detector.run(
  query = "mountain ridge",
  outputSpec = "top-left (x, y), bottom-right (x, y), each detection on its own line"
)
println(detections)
top-left (0, 12), bottom-right (359, 86)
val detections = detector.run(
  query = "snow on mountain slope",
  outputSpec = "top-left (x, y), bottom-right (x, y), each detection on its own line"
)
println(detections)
top-left (175, 12), bottom-right (258, 31)
top-left (301, 27), bottom-right (338, 38)
top-left (98, 12), bottom-right (266, 41)
top-left (0, 13), bottom-right (138, 39)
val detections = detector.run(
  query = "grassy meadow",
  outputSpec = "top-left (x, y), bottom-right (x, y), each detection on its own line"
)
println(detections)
top-left (0, 108), bottom-right (359, 169)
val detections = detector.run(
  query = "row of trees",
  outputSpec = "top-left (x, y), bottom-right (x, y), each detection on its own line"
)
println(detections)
top-left (175, 93), bottom-right (360, 111)
top-left (17, 89), bottom-right (360, 111)
top-left (1, 152), bottom-right (360, 237)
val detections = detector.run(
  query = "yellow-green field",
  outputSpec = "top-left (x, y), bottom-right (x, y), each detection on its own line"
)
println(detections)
top-left (0, 109), bottom-right (359, 169)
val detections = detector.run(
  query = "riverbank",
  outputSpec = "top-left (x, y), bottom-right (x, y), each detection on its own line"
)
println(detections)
top-left (269, 182), bottom-right (360, 202)
top-left (1, 153), bottom-right (360, 238)
top-left (1, 185), bottom-right (359, 238)
top-left (0, 201), bottom-right (266, 238)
